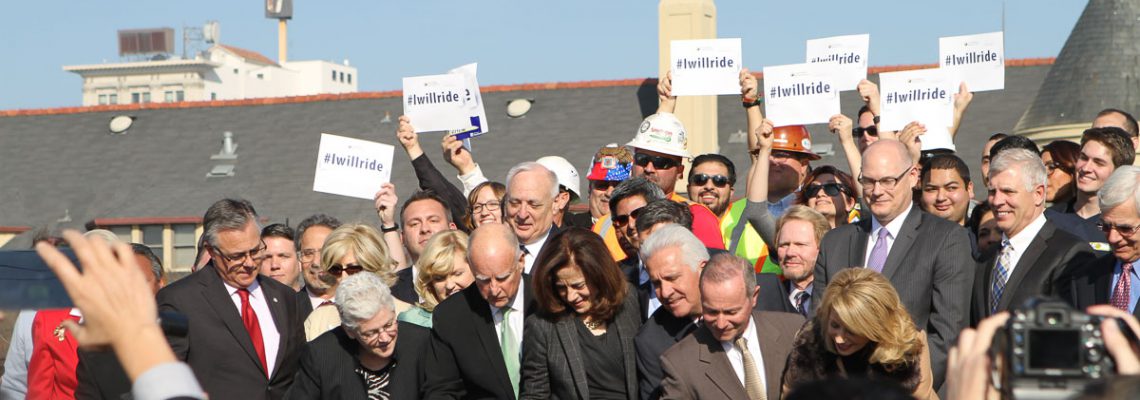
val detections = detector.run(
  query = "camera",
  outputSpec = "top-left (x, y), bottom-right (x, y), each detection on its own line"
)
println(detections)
top-left (992, 297), bottom-right (1131, 399)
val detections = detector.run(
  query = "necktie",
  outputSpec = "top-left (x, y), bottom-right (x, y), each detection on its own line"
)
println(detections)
top-left (734, 336), bottom-right (766, 400)
top-left (1112, 262), bottom-right (1134, 311)
top-left (867, 227), bottom-right (890, 272)
top-left (499, 307), bottom-right (520, 396)
top-left (318, 300), bottom-right (333, 307)
top-left (238, 288), bottom-right (268, 376)
top-left (793, 291), bottom-right (809, 317)
top-left (990, 240), bottom-right (1013, 314)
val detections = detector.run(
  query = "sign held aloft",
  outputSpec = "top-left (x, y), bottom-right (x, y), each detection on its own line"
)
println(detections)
top-left (939, 31), bottom-right (1004, 92)
top-left (312, 133), bottom-right (395, 200)
top-left (878, 68), bottom-right (956, 149)
top-left (402, 73), bottom-right (471, 133)
top-left (446, 63), bottom-right (489, 141)
top-left (762, 63), bottom-right (840, 126)
top-left (669, 38), bottom-right (743, 96)
top-left (805, 34), bottom-right (869, 91)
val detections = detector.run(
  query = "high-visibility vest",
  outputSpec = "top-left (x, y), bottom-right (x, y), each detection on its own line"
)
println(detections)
top-left (592, 214), bottom-right (628, 262)
top-left (720, 198), bottom-right (782, 274)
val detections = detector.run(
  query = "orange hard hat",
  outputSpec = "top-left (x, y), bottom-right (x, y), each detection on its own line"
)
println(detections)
top-left (771, 125), bottom-right (821, 160)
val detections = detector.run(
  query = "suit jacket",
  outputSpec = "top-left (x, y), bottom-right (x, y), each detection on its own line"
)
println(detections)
top-left (392, 267), bottom-right (419, 305)
top-left (74, 350), bottom-right (130, 400)
top-left (1059, 253), bottom-right (1140, 318)
top-left (27, 309), bottom-right (80, 400)
top-left (411, 154), bottom-right (472, 233)
top-left (658, 311), bottom-right (805, 400)
top-left (284, 322), bottom-right (429, 399)
top-left (812, 204), bottom-right (974, 389)
top-left (756, 273), bottom-right (799, 314)
top-left (519, 288), bottom-right (640, 400)
top-left (970, 219), bottom-right (1095, 325)
top-left (620, 256), bottom-right (651, 323)
top-left (634, 308), bottom-right (699, 400)
top-left (424, 280), bottom-right (536, 400)
top-left (562, 212), bottom-right (594, 230)
top-left (156, 264), bottom-right (305, 400)
top-left (296, 288), bottom-right (315, 322)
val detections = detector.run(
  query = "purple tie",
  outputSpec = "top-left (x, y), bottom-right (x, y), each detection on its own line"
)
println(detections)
top-left (867, 227), bottom-right (890, 272)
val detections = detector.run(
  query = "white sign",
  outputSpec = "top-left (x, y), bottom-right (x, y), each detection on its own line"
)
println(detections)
top-left (670, 38), bottom-right (742, 96)
top-left (878, 68), bottom-right (955, 148)
top-left (312, 133), bottom-right (395, 200)
top-left (447, 63), bottom-right (489, 140)
top-left (401, 73), bottom-right (470, 133)
top-left (762, 63), bottom-right (840, 125)
top-left (939, 31), bottom-right (1004, 91)
top-left (805, 34), bottom-right (869, 91)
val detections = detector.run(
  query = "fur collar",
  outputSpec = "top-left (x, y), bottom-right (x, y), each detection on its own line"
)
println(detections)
top-left (783, 320), bottom-right (923, 392)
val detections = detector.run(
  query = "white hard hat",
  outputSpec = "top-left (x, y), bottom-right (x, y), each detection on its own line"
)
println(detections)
top-left (627, 112), bottom-right (690, 158)
top-left (536, 156), bottom-right (581, 200)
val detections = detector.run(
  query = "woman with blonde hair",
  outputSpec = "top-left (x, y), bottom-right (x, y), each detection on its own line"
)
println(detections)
top-left (305, 223), bottom-right (411, 340)
top-left (783, 268), bottom-right (935, 399)
top-left (398, 230), bottom-right (474, 328)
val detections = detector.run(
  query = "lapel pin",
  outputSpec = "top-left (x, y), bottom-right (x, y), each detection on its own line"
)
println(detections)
top-left (273, 297), bottom-right (279, 303)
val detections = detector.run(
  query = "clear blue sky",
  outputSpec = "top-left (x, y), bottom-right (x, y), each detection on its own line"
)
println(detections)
top-left (0, 0), bottom-right (1087, 110)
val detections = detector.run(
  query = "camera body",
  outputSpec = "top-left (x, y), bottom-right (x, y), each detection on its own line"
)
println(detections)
top-left (994, 298), bottom-right (1115, 399)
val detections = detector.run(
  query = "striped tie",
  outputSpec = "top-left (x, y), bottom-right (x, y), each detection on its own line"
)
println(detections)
top-left (990, 240), bottom-right (1013, 314)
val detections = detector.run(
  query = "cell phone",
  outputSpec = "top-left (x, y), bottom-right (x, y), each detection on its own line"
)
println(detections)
top-left (0, 250), bottom-right (76, 309)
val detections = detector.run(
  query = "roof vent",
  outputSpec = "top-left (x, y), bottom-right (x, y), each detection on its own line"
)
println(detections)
top-left (211, 131), bottom-right (238, 160)
top-left (109, 115), bottom-right (134, 135)
top-left (207, 165), bottom-right (235, 178)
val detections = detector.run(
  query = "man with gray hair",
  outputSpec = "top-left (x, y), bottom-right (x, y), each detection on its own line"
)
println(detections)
top-left (288, 273), bottom-right (430, 398)
top-left (294, 213), bottom-right (342, 321)
top-left (1060, 166), bottom-right (1140, 316)
top-left (633, 224), bottom-right (710, 400)
top-left (659, 252), bottom-right (804, 400)
top-left (972, 149), bottom-right (1094, 325)
top-left (504, 161), bottom-right (562, 275)
top-left (156, 198), bottom-right (304, 399)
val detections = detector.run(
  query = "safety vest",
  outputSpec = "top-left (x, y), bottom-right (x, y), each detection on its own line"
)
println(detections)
top-left (720, 198), bottom-right (782, 274)
top-left (592, 214), bottom-right (628, 262)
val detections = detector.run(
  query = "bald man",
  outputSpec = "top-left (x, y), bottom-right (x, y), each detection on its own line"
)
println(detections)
top-left (812, 139), bottom-right (974, 391)
top-left (423, 223), bottom-right (536, 400)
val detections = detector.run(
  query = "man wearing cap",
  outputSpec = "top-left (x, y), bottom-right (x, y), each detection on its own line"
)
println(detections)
top-left (535, 156), bottom-right (592, 229)
top-left (588, 144), bottom-right (636, 261)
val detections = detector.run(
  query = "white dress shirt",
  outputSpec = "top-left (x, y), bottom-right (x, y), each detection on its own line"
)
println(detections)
top-left (719, 319), bottom-right (767, 393)
top-left (305, 287), bottom-right (331, 310)
top-left (490, 289), bottom-right (526, 358)
top-left (523, 229), bottom-right (551, 275)
top-left (788, 284), bottom-right (812, 312)
top-left (863, 204), bottom-right (914, 268)
top-left (1000, 213), bottom-right (1047, 276)
top-left (223, 279), bottom-right (281, 376)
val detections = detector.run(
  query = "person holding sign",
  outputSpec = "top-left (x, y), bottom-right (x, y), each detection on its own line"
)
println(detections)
top-left (395, 116), bottom-right (476, 233)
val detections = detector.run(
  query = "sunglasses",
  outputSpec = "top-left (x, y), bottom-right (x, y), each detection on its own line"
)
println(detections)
top-left (689, 173), bottom-right (731, 188)
top-left (634, 153), bottom-right (679, 170)
top-left (1097, 221), bottom-right (1140, 236)
top-left (592, 180), bottom-right (619, 191)
top-left (612, 207), bottom-right (644, 228)
top-left (806, 182), bottom-right (848, 198)
top-left (326, 263), bottom-right (364, 277)
top-left (853, 125), bottom-right (878, 137)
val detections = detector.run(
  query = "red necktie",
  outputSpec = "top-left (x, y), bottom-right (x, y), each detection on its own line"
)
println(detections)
top-left (238, 288), bottom-right (268, 376)
top-left (1112, 263), bottom-right (1134, 311)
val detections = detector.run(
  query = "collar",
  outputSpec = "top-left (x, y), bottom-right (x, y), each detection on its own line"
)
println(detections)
top-left (870, 203), bottom-right (914, 240)
top-left (1002, 213), bottom-right (1047, 252)
top-left (490, 284), bottom-right (527, 316)
top-left (524, 228), bottom-right (551, 254)
top-left (774, 191), bottom-right (797, 208)
top-left (223, 278), bottom-right (262, 299)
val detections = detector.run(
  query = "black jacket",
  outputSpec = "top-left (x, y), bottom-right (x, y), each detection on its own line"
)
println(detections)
top-left (285, 322), bottom-right (429, 399)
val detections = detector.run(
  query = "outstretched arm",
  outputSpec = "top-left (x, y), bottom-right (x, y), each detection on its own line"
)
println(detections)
top-left (657, 70), bottom-right (676, 114)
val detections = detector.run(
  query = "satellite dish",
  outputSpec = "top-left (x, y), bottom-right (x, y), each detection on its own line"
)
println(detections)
top-left (506, 98), bottom-right (533, 118)
top-left (109, 115), bottom-right (134, 134)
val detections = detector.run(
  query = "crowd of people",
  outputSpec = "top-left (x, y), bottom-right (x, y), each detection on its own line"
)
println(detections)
top-left (6, 68), bottom-right (1140, 400)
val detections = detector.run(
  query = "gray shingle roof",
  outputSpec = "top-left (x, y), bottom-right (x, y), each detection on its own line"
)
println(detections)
top-left (1015, 0), bottom-right (1140, 132)
top-left (0, 64), bottom-right (1051, 248)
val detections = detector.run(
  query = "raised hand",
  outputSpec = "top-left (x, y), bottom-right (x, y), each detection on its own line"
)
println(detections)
top-left (374, 182), bottom-right (399, 227)
top-left (442, 134), bottom-right (477, 175)
top-left (396, 115), bottom-right (424, 159)
top-left (857, 79), bottom-right (881, 117)
top-left (740, 68), bottom-right (759, 104)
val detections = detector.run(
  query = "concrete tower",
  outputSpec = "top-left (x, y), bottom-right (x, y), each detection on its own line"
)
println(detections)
top-left (659, 0), bottom-right (718, 193)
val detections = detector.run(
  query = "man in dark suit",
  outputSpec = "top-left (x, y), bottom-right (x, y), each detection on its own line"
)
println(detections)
top-left (294, 214), bottom-right (341, 321)
top-left (287, 273), bottom-right (429, 399)
top-left (505, 161), bottom-right (564, 275)
top-left (659, 249), bottom-right (804, 400)
top-left (1059, 166), bottom-right (1140, 317)
top-left (424, 223), bottom-right (535, 400)
top-left (389, 190), bottom-right (458, 305)
top-left (757, 205), bottom-right (833, 316)
top-left (813, 140), bottom-right (974, 389)
top-left (156, 199), bottom-right (304, 400)
top-left (633, 224), bottom-right (711, 400)
top-left (971, 149), bottom-right (1095, 325)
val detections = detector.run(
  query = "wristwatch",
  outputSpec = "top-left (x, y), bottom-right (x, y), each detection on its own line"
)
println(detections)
top-left (381, 224), bottom-right (400, 233)
top-left (873, 115), bottom-right (881, 124)
top-left (742, 97), bottom-right (763, 109)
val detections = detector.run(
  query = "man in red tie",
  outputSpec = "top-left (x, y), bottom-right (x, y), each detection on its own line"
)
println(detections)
top-left (1060, 166), bottom-right (1140, 319)
top-left (157, 199), bottom-right (304, 400)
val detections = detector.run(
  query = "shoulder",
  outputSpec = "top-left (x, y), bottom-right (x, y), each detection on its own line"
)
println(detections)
top-left (822, 222), bottom-right (864, 242)
top-left (917, 210), bottom-right (967, 235)
top-left (755, 310), bottom-right (806, 331)
top-left (660, 326), bottom-right (704, 360)
top-left (258, 276), bottom-right (298, 299)
top-left (431, 286), bottom-right (478, 327)
top-left (396, 321), bottom-right (430, 349)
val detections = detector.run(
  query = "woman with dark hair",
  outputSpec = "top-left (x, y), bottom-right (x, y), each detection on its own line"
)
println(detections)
top-left (795, 165), bottom-right (860, 228)
top-left (966, 201), bottom-right (1001, 258)
top-left (783, 268), bottom-right (935, 399)
top-left (1041, 140), bottom-right (1080, 209)
top-left (465, 181), bottom-right (506, 230)
top-left (520, 228), bottom-right (640, 400)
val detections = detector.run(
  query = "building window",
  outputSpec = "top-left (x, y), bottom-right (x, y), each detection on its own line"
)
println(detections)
top-left (257, 73), bottom-right (264, 80)
top-left (332, 70), bottom-right (337, 81)
top-left (108, 226), bottom-right (132, 241)
top-left (176, 91), bottom-right (185, 101)
top-left (132, 93), bottom-right (140, 104)
top-left (164, 91), bottom-right (174, 102)
top-left (141, 225), bottom-right (164, 263)
top-left (172, 224), bottom-right (197, 270)
top-left (339, 71), bottom-right (345, 83)
top-left (142, 93), bottom-right (151, 103)
top-left (211, 92), bottom-right (217, 100)
top-left (348, 74), bottom-right (352, 84)
top-left (109, 94), bottom-right (118, 104)
top-left (98, 94), bottom-right (108, 105)
top-left (233, 68), bottom-right (239, 74)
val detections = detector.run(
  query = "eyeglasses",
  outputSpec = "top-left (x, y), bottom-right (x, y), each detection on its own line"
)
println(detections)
top-left (858, 167), bottom-right (913, 191)
top-left (591, 180), bottom-right (619, 191)
top-left (356, 319), bottom-right (398, 341)
top-left (1097, 221), bottom-right (1140, 236)
top-left (326, 263), bottom-right (365, 277)
top-left (612, 207), bottom-right (644, 228)
top-left (853, 125), bottom-right (879, 137)
top-left (299, 249), bottom-right (319, 262)
top-left (806, 182), bottom-right (848, 198)
top-left (634, 153), bottom-right (679, 170)
top-left (216, 241), bottom-right (268, 264)
top-left (689, 173), bottom-right (731, 188)
top-left (472, 201), bottom-right (501, 213)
